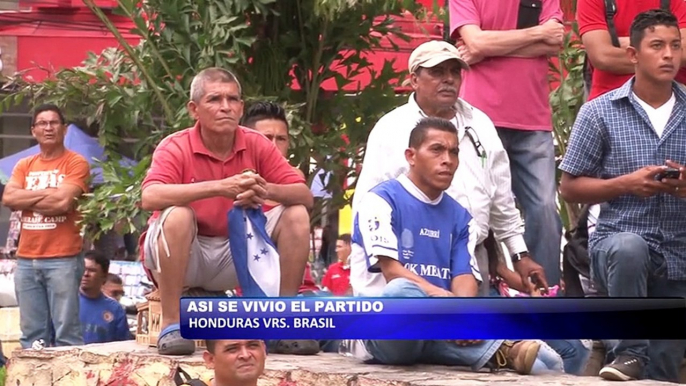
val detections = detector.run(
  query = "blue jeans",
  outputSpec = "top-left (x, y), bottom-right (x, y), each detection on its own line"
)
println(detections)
top-left (496, 128), bottom-right (562, 286)
top-left (14, 256), bottom-right (84, 348)
top-left (591, 232), bottom-right (686, 382)
top-left (363, 279), bottom-right (562, 373)
top-left (488, 285), bottom-right (588, 374)
top-left (364, 279), bottom-right (501, 370)
top-left (544, 340), bottom-right (591, 375)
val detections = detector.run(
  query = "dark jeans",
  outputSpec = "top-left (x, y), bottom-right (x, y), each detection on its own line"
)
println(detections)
top-left (591, 232), bottom-right (686, 382)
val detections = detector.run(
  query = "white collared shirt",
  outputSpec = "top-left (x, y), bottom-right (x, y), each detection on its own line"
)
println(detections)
top-left (350, 94), bottom-right (527, 296)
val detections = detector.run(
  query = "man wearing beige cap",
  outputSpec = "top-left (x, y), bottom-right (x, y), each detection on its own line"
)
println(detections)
top-left (351, 40), bottom-right (549, 299)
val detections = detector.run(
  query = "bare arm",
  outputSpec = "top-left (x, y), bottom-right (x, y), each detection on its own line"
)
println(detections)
top-left (141, 181), bottom-right (225, 211)
top-left (559, 172), bottom-right (630, 204)
top-left (32, 184), bottom-right (84, 216)
top-left (266, 183), bottom-right (314, 210)
top-left (582, 30), bottom-right (635, 74)
top-left (459, 24), bottom-right (544, 58)
top-left (508, 41), bottom-right (561, 58)
top-left (377, 256), bottom-right (449, 296)
top-left (450, 274), bottom-right (478, 297)
top-left (2, 182), bottom-right (49, 211)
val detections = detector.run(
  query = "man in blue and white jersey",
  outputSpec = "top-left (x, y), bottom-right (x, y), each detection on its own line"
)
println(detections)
top-left (350, 117), bottom-right (562, 375)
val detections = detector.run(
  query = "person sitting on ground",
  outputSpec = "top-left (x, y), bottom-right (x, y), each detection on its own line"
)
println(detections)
top-left (321, 234), bottom-right (352, 296)
top-left (348, 117), bottom-right (562, 374)
top-left (240, 101), bottom-right (320, 355)
top-left (103, 273), bottom-right (125, 302)
top-left (240, 101), bottom-right (320, 297)
top-left (79, 250), bottom-right (132, 344)
top-left (560, 10), bottom-right (686, 382)
top-left (139, 68), bottom-right (313, 356)
top-left (202, 340), bottom-right (266, 386)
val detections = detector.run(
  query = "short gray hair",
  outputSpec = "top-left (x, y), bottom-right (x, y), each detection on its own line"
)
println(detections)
top-left (189, 67), bottom-right (242, 102)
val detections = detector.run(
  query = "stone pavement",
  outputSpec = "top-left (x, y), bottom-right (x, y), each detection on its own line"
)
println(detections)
top-left (5, 340), bottom-right (673, 385)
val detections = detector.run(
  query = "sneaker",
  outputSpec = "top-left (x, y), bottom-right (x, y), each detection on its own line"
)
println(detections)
top-left (599, 355), bottom-right (643, 381)
top-left (491, 340), bottom-right (541, 375)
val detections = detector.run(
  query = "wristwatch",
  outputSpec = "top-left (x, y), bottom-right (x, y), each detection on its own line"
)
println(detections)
top-left (511, 251), bottom-right (530, 264)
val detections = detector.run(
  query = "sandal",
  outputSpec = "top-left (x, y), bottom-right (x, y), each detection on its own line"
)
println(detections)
top-left (273, 339), bottom-right (320, 355)
top-left (158, 324), bottom-right (196, 356)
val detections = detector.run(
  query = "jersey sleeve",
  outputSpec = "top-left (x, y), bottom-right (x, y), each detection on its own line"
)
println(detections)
top-left (356, 192), bottom-right (398, 272)
top-left (451, 212), bottom-right (482, 282)
top-left (113, 306), bottom-right (132, 342)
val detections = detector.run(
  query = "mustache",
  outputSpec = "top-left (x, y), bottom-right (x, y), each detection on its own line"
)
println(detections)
top-left (438, 87), bottom-right (457, 93)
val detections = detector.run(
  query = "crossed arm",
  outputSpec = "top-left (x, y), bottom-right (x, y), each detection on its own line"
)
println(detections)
top-left (2, 182), bottom-right (84, 216)
top-left (455, 19), bottom-right (564, 66)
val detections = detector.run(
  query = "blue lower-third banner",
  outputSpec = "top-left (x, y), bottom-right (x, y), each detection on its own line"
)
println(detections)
top-left (179, 297), bottom-right (686, 340)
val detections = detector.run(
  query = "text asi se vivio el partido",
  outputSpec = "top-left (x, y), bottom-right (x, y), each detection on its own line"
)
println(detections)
top-left (185, 299), bottom-right (384, 329)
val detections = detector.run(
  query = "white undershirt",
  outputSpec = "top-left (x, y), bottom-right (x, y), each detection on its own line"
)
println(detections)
top-left (633, 92), bottom-right (675, 138)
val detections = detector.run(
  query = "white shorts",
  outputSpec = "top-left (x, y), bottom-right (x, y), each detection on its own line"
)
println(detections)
top-left (143, 205), bottom-right (284, 292)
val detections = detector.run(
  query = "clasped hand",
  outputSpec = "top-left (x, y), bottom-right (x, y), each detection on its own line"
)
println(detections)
top-left (219, 172), bottom-right (268, 209)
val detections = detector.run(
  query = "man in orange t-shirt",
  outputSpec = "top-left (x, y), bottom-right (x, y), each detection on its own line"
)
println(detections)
top-left (2, 104), bottom-right (90, 349)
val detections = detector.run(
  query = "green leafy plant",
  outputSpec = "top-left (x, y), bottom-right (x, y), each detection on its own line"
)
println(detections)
top-left (0, 0), bottom-right (423, 241)
top-left (549, 19), bottom-right (586, 231)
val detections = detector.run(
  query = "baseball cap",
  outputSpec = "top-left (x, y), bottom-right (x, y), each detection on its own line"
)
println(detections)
top-left (408, 40), bottom-right (469, 74)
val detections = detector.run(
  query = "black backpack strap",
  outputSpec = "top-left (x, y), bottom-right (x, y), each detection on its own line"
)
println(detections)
top-left (661, 0), bottom-right (671, 10)
top-left (173, 366), bottom-right (208, 386)
top-left (603, 0), bottom-right (620, 47)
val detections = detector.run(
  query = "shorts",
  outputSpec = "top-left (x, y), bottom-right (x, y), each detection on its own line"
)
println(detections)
top-left (142, 205), bottom-right (285, 292)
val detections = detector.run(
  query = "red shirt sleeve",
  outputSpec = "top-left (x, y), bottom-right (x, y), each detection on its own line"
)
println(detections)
top-left (671, 0), bottom-right (686, 29)
top-left (142, 138), bottom-right (183, 189)
top-left (449, 0), bottom-right (481, 41)
top-left (577, 0), bottom-right (608, 36)
top-left (256, 138), bottom-right (306, 185)
top-left (541, 0), bottom-right (564, 24)
top-left (321, 269), bottom-right (333, 290)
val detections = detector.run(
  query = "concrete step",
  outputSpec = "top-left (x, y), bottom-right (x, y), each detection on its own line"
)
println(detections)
top-left (5, 340), bottom-right (672, 385)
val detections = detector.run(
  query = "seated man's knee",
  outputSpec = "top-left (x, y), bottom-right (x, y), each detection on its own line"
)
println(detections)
top-left (382, 278), bottom-right (426, 298)
top-left (605, 233), bottom-right (650, 267)
top-left (279, 205), bottom-right (310, 232)
top-left (162, 207), bottom-right (195, 232)
top-left (156, 207), bottom-right (195, 252)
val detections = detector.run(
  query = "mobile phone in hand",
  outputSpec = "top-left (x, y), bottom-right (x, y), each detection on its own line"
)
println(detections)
top-left (656, 168), bottom-right (681, 180)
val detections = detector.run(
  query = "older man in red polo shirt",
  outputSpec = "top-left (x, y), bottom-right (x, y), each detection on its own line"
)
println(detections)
top-left (139, 67), bottom-right (313, 355)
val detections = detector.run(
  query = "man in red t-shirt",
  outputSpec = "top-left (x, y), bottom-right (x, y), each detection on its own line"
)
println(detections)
top-left (578, 0), bottom-right (686, 100)
top-left (139, 68), bottom-right (313, 356)
top-left (321, 234), bottom-right (352, 296)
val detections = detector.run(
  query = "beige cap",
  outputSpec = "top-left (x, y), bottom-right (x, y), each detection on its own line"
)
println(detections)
top-left (408, 40), bottom-right (469, 74)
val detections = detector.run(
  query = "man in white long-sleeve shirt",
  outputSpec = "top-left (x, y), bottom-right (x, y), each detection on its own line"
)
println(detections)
top-left (351, 40), bottom-right (549, 297)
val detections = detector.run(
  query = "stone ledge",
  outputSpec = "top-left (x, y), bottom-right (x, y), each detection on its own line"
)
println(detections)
top-left (6, 341), bottom-right (671, 385)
